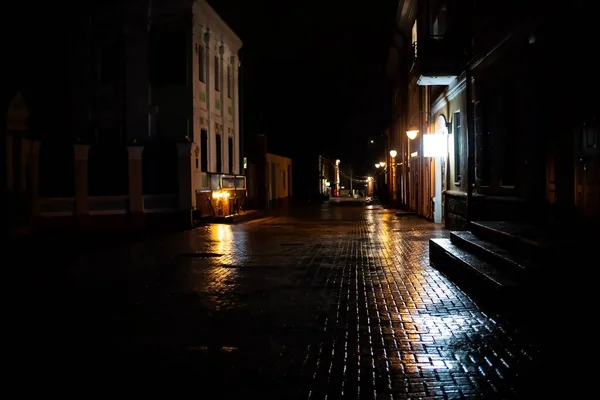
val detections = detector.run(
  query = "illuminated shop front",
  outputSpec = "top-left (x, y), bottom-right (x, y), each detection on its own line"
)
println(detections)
top-left (196, 174), bottom-right (246, 217)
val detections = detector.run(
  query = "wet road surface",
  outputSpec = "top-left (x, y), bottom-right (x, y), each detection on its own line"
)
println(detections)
top-left (12, 203), bottom-right (550, 398)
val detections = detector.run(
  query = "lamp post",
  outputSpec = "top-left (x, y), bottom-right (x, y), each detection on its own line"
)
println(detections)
top-left (390, 150), bottom-right (397, 203)
top-left (335, 159), bottom-right (340, 197)
top-left (405, 128), bottom-right (419, 211)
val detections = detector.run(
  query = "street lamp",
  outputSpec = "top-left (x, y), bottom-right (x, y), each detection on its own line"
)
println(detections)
top-left (335, 159), bottom-right (341, 197)
top-left (406, 110), bottom-right (430, 140)
top-left (375, 163), bottom-right (381, 168)
top-left (390, 150), bottom-right (397, 202)
top-left (379, 161), bottom-right (385, 168)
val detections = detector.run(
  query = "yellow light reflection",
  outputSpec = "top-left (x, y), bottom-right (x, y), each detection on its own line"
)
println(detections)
top-left (211, 223), bottom-right (234, 255)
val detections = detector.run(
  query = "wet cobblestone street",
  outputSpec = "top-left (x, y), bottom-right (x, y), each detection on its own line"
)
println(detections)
top-left (13, 203), bottom-right (548, 398)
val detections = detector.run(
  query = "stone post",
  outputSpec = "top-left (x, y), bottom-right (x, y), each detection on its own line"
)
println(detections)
top-left (127, 146), bottom-right (144, 214)
top-left (177, 142), bottom-right (194, 228)
top-left (73, 144), bottom-right (90, 216)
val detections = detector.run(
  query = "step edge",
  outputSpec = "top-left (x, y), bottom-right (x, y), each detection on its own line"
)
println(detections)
top-left (450, 231), bottom-right (531, 272)
top-left (430, 238), bottom-right (520, 288)
top-left (469, 221), bottom-right (549, 249)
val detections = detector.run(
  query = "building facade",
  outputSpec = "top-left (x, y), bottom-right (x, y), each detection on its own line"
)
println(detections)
top-left (3, 0), bottom-right (244, 235)
top-left (246, 134), bottom-right (292, 210)
top-left (386, 0), bottom-right (599, 228)
top-left (317, 155), bottom-right (336, 198)
top-left (266, 153), bottom-right (292, 208)
top-left (190, 0), bottom-right (245, 218)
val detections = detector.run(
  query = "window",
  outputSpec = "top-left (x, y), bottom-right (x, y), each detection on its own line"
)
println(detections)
top-left (200, 129), bottom-right (208, 172)
top-left (453, 111), bottom-right (462, 182)
top-left (411, 20), bottom-right (418, 45)
top-left (432, 6), bottom-right (447, 38)
top-left (282, 171), bottom-right (286, 189)
top-left (216, 134), bottom-right (222, 172)
top-left (411, 20), bottom-right (418, 58)
top-left (502, 81), bottom-right (516, 186)
top-left (228, 136), bottom-right (233, 173)
top-left (227, 65), bottom-right (231, 98)
top-left (198, 45), bottom-right (205, 82)
top-left (148, 112), bottom-right (157, 137)
top-left (474, 100), bottom-right (491, 185)
top-left (214, 55), bottom-right (220, 91)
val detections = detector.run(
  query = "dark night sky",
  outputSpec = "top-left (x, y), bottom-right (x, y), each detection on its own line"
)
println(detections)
top-left (209, 0), bottom-right (397, 175)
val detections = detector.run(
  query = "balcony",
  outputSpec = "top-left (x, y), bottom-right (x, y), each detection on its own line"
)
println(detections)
top-left (410, 36), bottom-right (464, 85)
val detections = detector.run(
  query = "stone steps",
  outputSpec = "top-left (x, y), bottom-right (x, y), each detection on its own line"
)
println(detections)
top-left (430, 238), bottom-right (521, 293)
top-left (449, 231), bottom-right (536, 282)
top-left (429, 221), bottom-right (549, 310)
top-left (469, 221), bottom-right (549, 261)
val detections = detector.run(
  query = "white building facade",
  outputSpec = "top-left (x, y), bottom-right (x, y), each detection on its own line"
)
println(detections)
top-left (191, 1), bottom-right (244, 216)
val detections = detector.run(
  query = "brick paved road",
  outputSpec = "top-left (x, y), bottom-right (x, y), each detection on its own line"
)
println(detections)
top-left (13, 203), bottom-right (549, 398)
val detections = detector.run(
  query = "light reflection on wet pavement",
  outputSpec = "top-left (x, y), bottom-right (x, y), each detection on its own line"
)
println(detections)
top-left (17, 204), bottom-right (546, 398)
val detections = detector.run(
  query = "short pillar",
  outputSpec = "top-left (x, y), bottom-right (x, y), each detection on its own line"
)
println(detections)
top-left (176, 142), bottom-right (194, 228)
top-left (73, 144), bottom-right (90, 216)
top-left (127, 146), bottom-right (144, 213)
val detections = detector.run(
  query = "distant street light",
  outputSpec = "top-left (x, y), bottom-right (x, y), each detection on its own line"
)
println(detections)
top-left (370, 140), bottom-right (374, 143)
top-left (389, 150), bottom-right (397, 158)
top-left (375, 163), bottom-right (381, 168)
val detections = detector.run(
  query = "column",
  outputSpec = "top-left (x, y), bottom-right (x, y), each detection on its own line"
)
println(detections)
top-left (232, 55), bottom-right (240, 174)
top-left (73, 144), bottom-right (90, 216)
top-left (30, 140), bottom-right (41, 217)
top-left (204, 29), bottom-right (213, 172)
top-left (127, 146), bottom-right (144, 213)
top-left (177, 142), bottom-right (194, 227)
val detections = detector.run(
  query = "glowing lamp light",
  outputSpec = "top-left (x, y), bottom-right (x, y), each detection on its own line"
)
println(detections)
top-left (379, 162), bottom-right (385, 168)
top-left (212, 191), bottom-right (230, 199)
top-left (423, 134), bottom-right (448, 157)
top-left (406, 129), bottom-right (419, 140)
top-left (375, 163), bottom-right (381, 168)
top-left (389, 150), bottom-right (397, 158)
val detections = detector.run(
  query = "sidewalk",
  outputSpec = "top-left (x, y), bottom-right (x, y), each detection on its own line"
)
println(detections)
top-left (195, 208), bottom-right (290, 224)
top-left (195, 209), bottom-right (265, 224)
